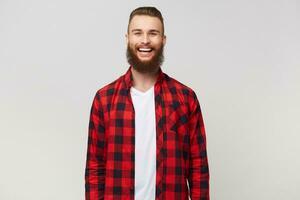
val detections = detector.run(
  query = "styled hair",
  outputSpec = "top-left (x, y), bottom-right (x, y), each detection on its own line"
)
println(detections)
top-left (127, 6), bottom-right (164, 35)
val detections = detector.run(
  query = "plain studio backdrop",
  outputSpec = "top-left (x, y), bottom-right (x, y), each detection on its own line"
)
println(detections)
top-left (0, 0), bottom-right (299, 199)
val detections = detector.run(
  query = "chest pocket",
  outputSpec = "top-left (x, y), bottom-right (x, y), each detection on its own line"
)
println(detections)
top-left (165, 101), bottom-right (189, 133)
top-left (164, 100), bottom-right (190, 177)
top-left (165, 101), bottom-right (190, 149)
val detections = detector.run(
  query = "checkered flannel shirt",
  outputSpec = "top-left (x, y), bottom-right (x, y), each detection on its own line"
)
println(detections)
top-left (85, 66), bottom-right (209, 200)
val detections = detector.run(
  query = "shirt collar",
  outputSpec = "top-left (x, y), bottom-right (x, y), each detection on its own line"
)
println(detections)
top-left (123, 65), bottom-right (165, 90)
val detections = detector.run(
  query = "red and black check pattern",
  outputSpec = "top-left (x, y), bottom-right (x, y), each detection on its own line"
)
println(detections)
top-left (85, 66), bottom-right (209, 200)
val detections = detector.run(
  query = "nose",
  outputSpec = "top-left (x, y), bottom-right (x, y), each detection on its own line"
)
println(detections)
top-left (142, 33), bottom-right (150, 44)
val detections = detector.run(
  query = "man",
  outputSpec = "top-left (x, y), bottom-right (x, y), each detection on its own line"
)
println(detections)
top-left (85, 6), bottom-right (209, 200)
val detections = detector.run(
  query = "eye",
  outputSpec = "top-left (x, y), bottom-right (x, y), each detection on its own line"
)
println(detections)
top-left (134, 32), bottom-right (141, 36)
top-left (149, 32), bottom-right (158, 36)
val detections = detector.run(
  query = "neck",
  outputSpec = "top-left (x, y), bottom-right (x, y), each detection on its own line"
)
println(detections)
top-left (130, 66), bottom-right (159, 92)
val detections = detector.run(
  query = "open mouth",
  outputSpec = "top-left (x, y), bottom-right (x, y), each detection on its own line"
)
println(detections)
top-left (137, 47), bottom-right (153, 53)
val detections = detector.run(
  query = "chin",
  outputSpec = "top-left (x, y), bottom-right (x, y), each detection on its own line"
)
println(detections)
top-left (138, 54), bottom-right (155, 60)
top-left (139, 58), bottom-right (152, 63)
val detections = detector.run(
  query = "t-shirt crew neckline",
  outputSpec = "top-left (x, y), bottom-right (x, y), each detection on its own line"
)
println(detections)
top-left (130, 85), bottom-right (154, 96)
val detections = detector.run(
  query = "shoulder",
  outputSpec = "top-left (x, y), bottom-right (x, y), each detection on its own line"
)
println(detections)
top-left (91, 74), bottom-right (125, 112)
top-left (94, 74), bottom-right (124, 98)
top-left (164, 73), bottom-right (199, 105)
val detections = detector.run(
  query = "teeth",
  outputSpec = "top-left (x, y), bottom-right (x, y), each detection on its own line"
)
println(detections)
top-left (138, 48), bottom-right (152, 52)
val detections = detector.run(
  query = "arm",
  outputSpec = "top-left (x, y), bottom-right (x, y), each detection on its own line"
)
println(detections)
top-left (85, 92), bottom-right (106, 200)
top-left (188, 91), bottom-right (210, 199)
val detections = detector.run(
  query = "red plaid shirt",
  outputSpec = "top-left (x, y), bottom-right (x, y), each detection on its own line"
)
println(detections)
top-left (85, 66), bottom-right (209, 200)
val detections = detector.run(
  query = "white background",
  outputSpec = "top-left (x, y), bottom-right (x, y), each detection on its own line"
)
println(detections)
top-left (0, 0), bottom-right (299, 199)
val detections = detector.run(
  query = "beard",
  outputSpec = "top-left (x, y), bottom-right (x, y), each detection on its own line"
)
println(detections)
top-left (126, 43), bottom-right (164, 74)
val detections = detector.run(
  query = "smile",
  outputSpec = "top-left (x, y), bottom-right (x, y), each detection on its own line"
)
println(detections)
top-left (138, 48), bottom-right (153, 52)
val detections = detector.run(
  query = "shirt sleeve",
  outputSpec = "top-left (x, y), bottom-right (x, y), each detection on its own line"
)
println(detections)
top-left (188, 91), bottom-right (210, 200)
top-left (85, 91), bottom-right (106, 200)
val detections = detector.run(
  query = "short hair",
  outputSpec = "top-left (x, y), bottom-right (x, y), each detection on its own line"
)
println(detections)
top-left (127, 6), bottom-right (165, 35)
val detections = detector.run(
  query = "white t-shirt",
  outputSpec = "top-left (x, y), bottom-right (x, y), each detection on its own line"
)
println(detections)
top-left (130, 85), bottom-right (156, 200)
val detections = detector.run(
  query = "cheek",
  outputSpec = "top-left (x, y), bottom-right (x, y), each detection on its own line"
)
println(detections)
top-left (151, 38), bottom-right (164, 46)
top-left (129, 40), bottom-right (140, 49)
top-left (128, 37), bottom-right (140, 45)
top-left (152, 42), bottom-right (163, 50)
top-left (128, 42), bottom-right (136, 50)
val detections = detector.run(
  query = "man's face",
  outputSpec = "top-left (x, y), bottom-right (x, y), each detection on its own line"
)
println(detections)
top-left (126, 15), bottom-right (166, 74)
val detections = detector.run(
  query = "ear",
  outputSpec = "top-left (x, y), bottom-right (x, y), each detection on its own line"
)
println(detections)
top-left (125, 33), bottom-right (128, 44)
top-left (163, 35), bottom-right (167, 46)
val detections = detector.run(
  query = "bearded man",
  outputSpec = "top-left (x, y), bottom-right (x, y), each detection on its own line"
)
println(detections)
top-left (85, 6), bottom-right (210, 200)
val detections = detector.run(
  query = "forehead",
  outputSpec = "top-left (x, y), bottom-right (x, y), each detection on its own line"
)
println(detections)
top-left (128, 15), bottom-right (163, 31)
